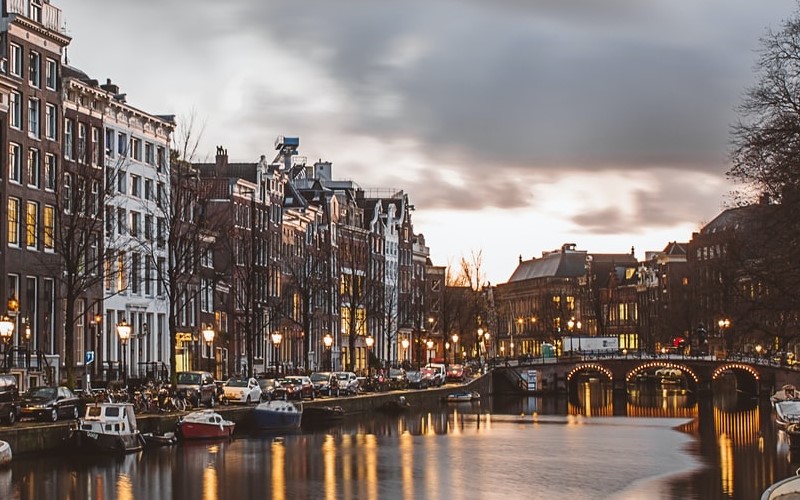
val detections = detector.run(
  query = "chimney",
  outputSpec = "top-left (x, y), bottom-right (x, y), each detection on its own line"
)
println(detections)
top-left (100, 78), bottom-right (119, 95)
top-left (215, 146), bottom-right (228, 177)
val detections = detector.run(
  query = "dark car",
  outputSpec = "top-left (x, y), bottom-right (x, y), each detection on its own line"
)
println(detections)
top-left (0, 374), bottom-right (20, 425)
top-left (420, 368), bottom-right (438, 388)
top-left (387, 368), bottom-right (408, 390)
top-left (273, 376), bottom-right (316, 401)
top-left (257, 378), bottom-right (278, 401)
top-left (19, 386), bottom-right (81, 422)
top-left (446, 364), bottom-right (466, 383)
top-left (310, 372), bottom-right (336, 396)
top-left (406, 370), bottom-right (429, 389)
top-left (175, 371), bottom-right (217, 408)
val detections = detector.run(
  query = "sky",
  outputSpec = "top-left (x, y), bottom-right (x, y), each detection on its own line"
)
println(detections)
top-left (64, 0), bottom-right (798, 284)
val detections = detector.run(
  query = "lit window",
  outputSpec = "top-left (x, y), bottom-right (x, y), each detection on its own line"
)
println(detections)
top-left (7, 198), bottom-right (20, 246)
top-left (26, 201), bottom-right (38, 249)
top-left (43, 205), bottom-right (55, 251)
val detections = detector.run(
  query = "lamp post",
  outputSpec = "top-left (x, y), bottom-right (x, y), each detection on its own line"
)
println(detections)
top-left (426, 338), bottom-right (434, 365)
top-left (483, 330), bottom-right (491, 367)
top-left (755, 344), bottom-right (763, 363)
top-left (365, 335), bottom-right (374, 376)
top-left (116, 320), bottom-right (131, 388)
top-left (401, 338), bottom-right (409, 367)
top-left (271, 332), bottom-right (283, 376)
top-left (451, 334), bottom-right (458, 364)
top-left (477, 327), bottom-right (484, 370)
top-left (718, 318), bottom-right (731, 358)
top-left (202, 324), bottom-right (216, 375)
top-left (323, 333), bottom-right (333, 371)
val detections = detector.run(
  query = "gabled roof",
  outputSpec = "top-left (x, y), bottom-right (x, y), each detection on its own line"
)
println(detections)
top-left (508, 249), bottom-right (587, 282)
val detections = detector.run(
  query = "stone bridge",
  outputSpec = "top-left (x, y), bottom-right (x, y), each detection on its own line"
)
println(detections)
top-left (493, 357), bottom-right (800, 396)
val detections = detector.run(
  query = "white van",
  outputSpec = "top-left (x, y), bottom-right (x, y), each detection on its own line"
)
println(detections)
top-left (424, 363), bottom-right (446, 386)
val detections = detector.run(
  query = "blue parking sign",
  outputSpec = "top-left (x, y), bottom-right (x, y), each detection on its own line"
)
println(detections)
top-left (85, 350), bottom-right (94, 365)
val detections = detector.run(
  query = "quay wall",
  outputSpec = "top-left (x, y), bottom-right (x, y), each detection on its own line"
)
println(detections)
top-left (0, 372), bottom-right (493, 456)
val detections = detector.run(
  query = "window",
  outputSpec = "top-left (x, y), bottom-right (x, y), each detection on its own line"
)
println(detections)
top-left (92, 127), bottom-right (100, 166)
top-left (117, 208), bottom-right (126, 235)
top-left (7, 198), bottom-right (20, 246)
top-left (9, 143), bottom-right (22, 182)
top-left (28, 98), bottom-right (40, 137)
top-left (45, 58), bottom-right (57, 90)
top-left (78, 123), bottom-right (87, 162)
top-left (130, 137), bottom-right (142, 161)
top-left (29, 51), bottom-right (40, 88)
top-left (145, 214), bottom-right (153, 241)
top-left (117, 132), bottom-right (127, 156)
top-left (44, 154), bottom-right (56, 190)
top-left (157, 146), bottom-right (165, 172)
top-left (27, 148), bottom-right (40, 187)
top-left (43, 205), bottom-right (54, 251)
top-left (9, 43), bottom-right (21, 77)
top-left (130, 211), bottom-right (140, 237)
top-left (145, 179), bottom-right (153, 201)
top-left (91, 180), bottom-right (99, 216)
top-left (63, 173), bottom-right (72, 213)
top-left (157, 257), bottom-right (165, 296)
top-left (106, 206), bottom-right (115, 237)
top-left (117, 172), bottom-right (126, 194)
top-left (26, 201), bottom-right (38, 249)
top-left (105, 128), bottom-right (115, 158)
top-left (64, 119), bottom-right (73, 160)
top-left (45, 103), bottom-right (57, 140)
top-left (10, 91), bottom-right (21, 129)
top-left (144, 259), bottom-right (152, 295)
top-left (157, 182), bottom-right (165, 207)
top-left (131, 252), bottom-right (140, 294)
top-left (145, 143), bottom-right (155, 165)
top-left (131, 174), bottom-right (141, 197)
top-left (117, 251), bottom-right (127, 291)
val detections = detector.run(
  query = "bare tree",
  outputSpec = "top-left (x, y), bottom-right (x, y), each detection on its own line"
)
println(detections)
top-left (336, 224), bottom-right (373, 372)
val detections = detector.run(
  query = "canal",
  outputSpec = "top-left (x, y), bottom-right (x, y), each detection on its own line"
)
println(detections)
top-left (0, 378), bottom-right (792, 499)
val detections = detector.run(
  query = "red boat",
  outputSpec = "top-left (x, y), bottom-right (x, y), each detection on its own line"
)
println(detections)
top-left (176, 410), bottom-right (235, 440)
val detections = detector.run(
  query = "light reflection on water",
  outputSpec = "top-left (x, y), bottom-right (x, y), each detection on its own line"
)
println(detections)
top-left (0, 379), bottom-right (794, 500)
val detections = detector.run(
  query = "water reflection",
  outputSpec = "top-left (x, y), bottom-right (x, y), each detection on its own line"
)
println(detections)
top-left (1, 382), bottom-right (793, 500)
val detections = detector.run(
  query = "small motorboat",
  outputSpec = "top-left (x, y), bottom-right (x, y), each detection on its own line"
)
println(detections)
top-left (142, 431), bottom-right (178, 447)
top-left (302, 405), bottom-right (344, 426)
top-left (446, 391), bottom-right (480, 403)
top-left (772, 384), bottom-right (799, 405)
top-left (72, 403), bottom-right (144, 453)
top-left (176, 410), bottom-right (235, 440)
top-left (253, 400), bottom-right (303, 431)
top-left (762, 473), bottom-right (800, 500)
top-left (776, 400), bottom-right (800, 428)
top-left (377, 396), bottom-right (411, 414)
top-left (0, 440), bottom-right (11, 466)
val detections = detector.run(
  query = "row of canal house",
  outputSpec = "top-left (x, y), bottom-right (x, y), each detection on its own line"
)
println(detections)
top-left (0, 0), bottom-right (436, 388)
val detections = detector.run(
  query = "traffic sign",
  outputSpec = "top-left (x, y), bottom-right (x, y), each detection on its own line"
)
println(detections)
top-left (85, 350), bottom-right (95, 365)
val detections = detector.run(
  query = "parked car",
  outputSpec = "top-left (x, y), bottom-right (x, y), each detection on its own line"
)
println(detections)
top-left (257, 378), bottom-right (279, 400)
top-left (420, 368), bottom-right (438, 388)
top-left (0, 374), bottom-right (19, 425)
top-left (175, 371), bottom-right (217, 408)
top-left (274, 376), bottom-right (316, 401)
top-left (406, 370), bottom-right (429, 389)
top-left (424, 364), bottom-right (445, 387)
top-left (387, 368), bottom-right (408, 390)
top-left (310, 372), bottom-right (336, 396)
top-left (446, 364), bottom-right (466, 383)
top-left (334, 372), bottom-right (360, 395)
top-left (222, 377), bottom-right (262, 404)
top-left (19, 386), bottom-right (81, 422)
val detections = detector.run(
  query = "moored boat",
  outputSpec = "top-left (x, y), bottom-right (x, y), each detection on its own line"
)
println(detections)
top-left (302, 405), bottom-right (344, 426)
top-left (176, 410), bottom-right (235, 440)
top-left (772, 384), bottom-right (799, 406)
top-left (142, 431), bottom-right (178, 447)
top-left (775, 400), bottom-right (800, 428)
top-left (0, 440), bottom-right (11, 466)
top-left (446, 391), bottom-right (480, 403)
top-left (73, 403), bottom-right (144, 453)
top-left (253, 400), bottom-right (302, 431)
top-left (762, 474), bottom-right (800, 500)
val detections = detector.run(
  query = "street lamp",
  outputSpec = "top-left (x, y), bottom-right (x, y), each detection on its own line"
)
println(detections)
top-left (271, 331), bottom-right (283, 375)
top-left (718, 318), bottom-right (732, 358)
top-left (401, 337), bottom-right (410, 366)
top-left (451, 334), bottom-right (458, 364)
top-left (116, 320), bottom-right (132, 387)
top-left (426, 338), bottom-right (434, 365)
top-left (323, 333), bottom-right (333, 371)
top-left (365, 335), bottom-right (374, 375)
top-left (202, 324), bottom-right (216, 375)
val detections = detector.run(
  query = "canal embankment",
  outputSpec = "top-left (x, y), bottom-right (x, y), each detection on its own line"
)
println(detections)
top-left (0, 371), bottom-right (493, 456)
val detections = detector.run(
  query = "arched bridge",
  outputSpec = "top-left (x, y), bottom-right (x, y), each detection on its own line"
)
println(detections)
top-left (493, 357), bottom-right (797, 396)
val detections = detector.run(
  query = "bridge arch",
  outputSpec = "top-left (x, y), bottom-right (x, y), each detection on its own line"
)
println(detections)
top-left (566, 363), bottom-right (615, 382)
top-left (712, 363), bottom-right (760, 395)
top-left (624, 361), bottom-right (699, 384)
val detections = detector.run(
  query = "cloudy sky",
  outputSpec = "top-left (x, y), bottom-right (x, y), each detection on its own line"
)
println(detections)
top-left (65, 0), bottom-right (797, 284)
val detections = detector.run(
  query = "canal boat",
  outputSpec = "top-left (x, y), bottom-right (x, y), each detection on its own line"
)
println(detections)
top-left (253, 400), bottom-right (303, 431)
top-left (302, 405), bottom-right (344, 426)
top-left (775, 400), bottom-right (800, 428)
top-left (0, 440), bottom-right (11, 466)
top-left (786, 424), bottom-right (800, 450)
top-left (142, 431), bottom-right (178, 447)
top-left (176, 410), bottom-right (235, 440)
top-left (73, 403), bottom-right (144, 453)
top-left (446, 391), bottom-right (480, 403)
top-left (762, 473), bottom-right (800, 500)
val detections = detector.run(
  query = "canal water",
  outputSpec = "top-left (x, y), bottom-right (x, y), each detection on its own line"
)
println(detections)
top-left (0, 380), bottom-right (793, 500)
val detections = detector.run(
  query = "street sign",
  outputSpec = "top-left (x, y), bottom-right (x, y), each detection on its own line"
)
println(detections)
top-left (85, 350), bottom-right (95, 365)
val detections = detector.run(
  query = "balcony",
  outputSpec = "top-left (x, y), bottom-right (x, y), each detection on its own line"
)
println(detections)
top-left (5, 0), bottom-right (65, 34)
